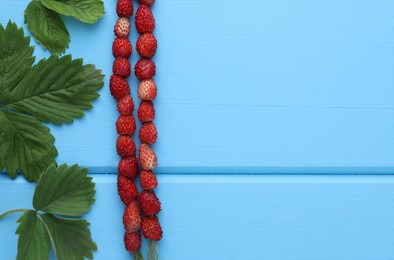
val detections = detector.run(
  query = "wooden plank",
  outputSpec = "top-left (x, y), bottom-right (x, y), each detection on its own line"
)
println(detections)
top-left (1, 174), bottom-right (394, 259)
top-left (2, 0), bottom-right (394, 174)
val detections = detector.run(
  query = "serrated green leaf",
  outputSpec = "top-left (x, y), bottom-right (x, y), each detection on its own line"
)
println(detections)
top-left (33, 163), bottom-right (95, 216)
top-left (4, 54), bottom-right (104, 124)
top-left (16, 210), bottom-right (51, 260)
top-left (40, 214), bottom-right (97, 260)
top-left (0, 21), bottom-right (34, 101)
top-left (41, 0), bottom-right (104, 24)
top-left (0, 110), bottom-right (57, 181)
top-left (24, 0), bottom-right (70, 55)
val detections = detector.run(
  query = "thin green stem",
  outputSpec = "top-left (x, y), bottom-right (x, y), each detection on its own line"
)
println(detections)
top-left (0, 208), bottom-right (30, 219)
top-left (133, 250), bottom-right (144, 260)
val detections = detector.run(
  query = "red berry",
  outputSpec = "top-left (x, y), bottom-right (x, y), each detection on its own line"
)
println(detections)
top-left (116, 115), bottom-right (136, 135)
top-left (110, 75), bottom-right (130, 100)
top-left (140, 190), bottom-right (161, 216)
top-left (139, 143), bottom-right (157, 170)
top-left (138, 101), bottom-right (155, 122)
top-left (136, 33), bottom-right (157, 58)
top-left (142, 216), bottom-right (163, 241)
top-left (117, 96), bottom-right (134, 115)
top-left (138, 79), bottom-right (157, 101)
top-left (118, 175), bottom-right (139, 204)
top-left (138, 0), bottom-right (155, 6)
top-left (114, 17), bottom-right (130, 37)
top-left (140, 170), bottom-right (158, 190)
top-left (135, 5), bottom-right (155, 33)
top-left (113, 38), bottom-right (132, 58)
top-left (118, 156), bottom-right (139, 179)
top-left (139, 122), bottom-right (157, 144)
top-left (124, 232), bottom-right (141, 252)
top-left (117, 136), bottom-right (136, 157)
top-left (123, 201), bottom-right (142, 233)
top-left (117, 0), bottom-right (133, 17)
top-left (113, 57), bottom-right (131, 78)
top-left (134, 58), bottom-right (156, 80)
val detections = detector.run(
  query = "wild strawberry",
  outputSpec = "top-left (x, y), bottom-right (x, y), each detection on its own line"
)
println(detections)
top-left (113, 38), bottom-right (132, 58)
top-left (110, 75), bottom-right (130, 100)
top-left (117, 96), bottom-right (134, 115)
top-left (118, 175), bottom-right (139, 204)
top-left (139, 122), bottom-right (157, 144)
top-left (138, 79), bottom-right (157, 101)
top-left (123, 201), bottom-right (142, 233)
top-left (118, 156), bottom-right (139, 179)
top-left (117, 135), bottom-right (136, 157)
top-left (124, 232), bottom-right (141, 252)
top-left (140, 170), bottom-right (158, 190)
top-left (136, 33), bottom-right (157, 58)
top-left (134, 58), bottom-right (156, 80)
top-left (138, 0), bottom-right (155, 6)
top-left (142, 216), bottom-right (163, 241)
top-left (116, 115), bottom-right (136, 135)
top-left (138, 101), bottom-right (155, 122)
top-left (114, 17), bottom-right (130, 37)
top-left (139, 143), bottom-right (157, 170)
top-left (135, 5), bottom-right (155, 33)
top-left (117, 0), bottom-right (133, 17)
top-left (140, 190), bottom-right (161, 216)
top-left (113, 57), bottom-right (131, 78)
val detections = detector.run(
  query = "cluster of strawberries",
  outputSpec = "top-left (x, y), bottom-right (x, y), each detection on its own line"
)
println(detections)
top-left (110, 0), bottom-right (162, 258)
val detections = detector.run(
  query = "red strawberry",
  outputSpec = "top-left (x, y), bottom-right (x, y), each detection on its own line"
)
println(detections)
top-left (138, 79), bottom-right (157, 101)
top-left (114, 17), bottom-right (130, 37)
top-left (124, 232), bottom-right (141, 252)
top-left (134, 58), bottom-right (156, 80)
top-left (110, 75), bottom-right (130, 100)
top-left (123, 201), bottom-right (142, 233)
top-left (139, 143), bottom-right (157, 170)
top-left (116, 115), bottom-right (136, 135)
top-left (113, 57), bottom-right (131, 78)
top-left (140, 170), bottom-right (158, 190)
top-left (117, 96), bottom-right (134, 115)
top-left (139, 122), bottom-right (157, 144)
top-left (138, 0), bottom-right (155, 6)
top-left (117, 135), bottom-right (136, 157)
top-left (140, 190), bottom-right (161, 216)
top-left (117, 0), bottom-right (133, 17)
top-left (118, 156), bottom-right (139, 179)
top-left (141, 216), bottom-right (163, 241)
top-left (118, 175), bottom-right (139, 204)
top-left (135, 5), bottom-right (155, 33)
top-left (136, 33), bottom-right (157, 58)
top-left (138, 101), bottom-right (155, 122)
top-left (113, 38), bottom-right (132, 58)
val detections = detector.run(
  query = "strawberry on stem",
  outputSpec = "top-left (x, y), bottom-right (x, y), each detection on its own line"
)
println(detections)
top-left (139, 143), bottom-right (157, 171)
top-left (124, 232), bottom-right (141, 252)
top-left (116, 115), bottom-right (136, 135)
top-left (117, 0), bottom-right (134, 17)
top-left (118, 156), bottom-right (139, 179)
top-left (117, 96), bottom-right (134, 115)
top-left (123, 200), bottom-right (142, 233)
top-left (114, 17), bottom-right (130, 37)
top-left (139, 122), bottom-right (157, 144)
top-left (140, 170), bottom-right (158, 190)
top-left (113, 57), bottom-right (131, 78)
top-left (138, 79), bottom-right (157, 101)
top-left (135, 5), bottom-right (155, 33)
top-left (142, 216), bottom-right (163, 241)
top-left (140, 190), bottom-right (161, 216)
top-left (113, 38), bottom-right (132, 58)
top-left (136, 33), bottom-right (157, 58)
top-left (117, 135), bottom-right (136, 157)
top-left (138, 101), bottom-right (155, 123)
top-left (110, 75), bottom-right (130, 100)
top-left (118, 175), bottom-right (139, 204)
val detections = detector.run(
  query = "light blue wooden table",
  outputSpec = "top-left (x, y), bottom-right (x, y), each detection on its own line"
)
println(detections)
top-left (1, 0), bottom-right (394, 259)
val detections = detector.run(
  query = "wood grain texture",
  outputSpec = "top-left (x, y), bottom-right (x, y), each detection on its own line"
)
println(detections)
top-left (1, 174), bottom-right (394, 259)
top-left (2, 0), bottom-right (394, 174)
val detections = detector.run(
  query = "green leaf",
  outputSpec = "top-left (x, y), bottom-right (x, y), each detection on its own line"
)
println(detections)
top-left (33, 164), bottom-right (95, 216)
top-left (4, 54), bottom-right (104, 124)
top-left (0, 110), bottom-right (57, 181)
top-left (41, 214), bottom-right (97, 260)
top-left (41, 0), bottom-right (104, 24)
top-left (16, 210), bottom-right (51, 260)
top-left (0, 21), bottom-right (34, 101)
top-left (24, 0), bottom-right (70, 55)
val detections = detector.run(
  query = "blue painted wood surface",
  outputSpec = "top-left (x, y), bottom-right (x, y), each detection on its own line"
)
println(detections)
top-left (2, 0), bottom-right (394, 259)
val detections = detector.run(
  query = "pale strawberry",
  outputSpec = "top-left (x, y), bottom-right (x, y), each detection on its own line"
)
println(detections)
top-left (138, 79), bottom-right (157, 101)
top-left (139, 143), bottom-right (157, 170)
top-left (114, 17), bottom-right (130, 37)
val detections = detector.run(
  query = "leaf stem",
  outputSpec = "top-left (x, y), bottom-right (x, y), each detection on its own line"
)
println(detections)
top-left (0, 208), bottom-right (30, 219)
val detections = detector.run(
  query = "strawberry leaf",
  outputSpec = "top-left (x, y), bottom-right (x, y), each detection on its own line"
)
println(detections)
top-left (40, 214), bottom-right (97, 260)
top-left (40, 0), bottom-right (105, 24)
top-left (24, 0), bottom-right (70, 55)
top-left (3, 55), bottom-right (104, 124)
top-left (0, 22), bottom-right (34, 101)
top-left (16, 210), bottom-right (51, 260)
top-left (33, 164), bottom-right (95, 216)
top-left (0, 110), bottom-right (57, 181)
